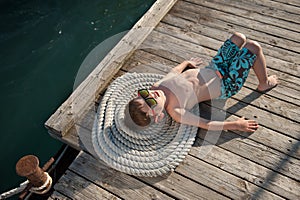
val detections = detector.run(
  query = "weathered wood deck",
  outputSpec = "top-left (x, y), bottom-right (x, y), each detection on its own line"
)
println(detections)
top-left (46, 0), bottom-right (300, 199)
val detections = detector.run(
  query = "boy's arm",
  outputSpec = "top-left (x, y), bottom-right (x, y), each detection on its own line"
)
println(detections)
top-left (170, 108), bottom-right (258, 132)
top-left (171, 61), bottom-right (191, 74)
top-left (152, 61), bottom-right (189, 87)
top-left (153, 58), bottom-right (203, 87)
top-left (171, 58), bottom-right (203, 74)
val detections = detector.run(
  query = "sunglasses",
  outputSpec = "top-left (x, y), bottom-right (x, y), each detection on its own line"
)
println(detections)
top-left (138, 89), bottom-right (157, 108)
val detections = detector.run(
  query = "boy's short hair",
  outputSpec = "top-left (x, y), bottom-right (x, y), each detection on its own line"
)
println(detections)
top-left (127, 98), bottom-right (151, 127)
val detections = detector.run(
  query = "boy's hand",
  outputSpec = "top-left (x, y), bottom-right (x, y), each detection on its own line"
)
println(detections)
top-left (236, 117), bottom-right (259, 132)
top-left (187, 57), bottom-right (203, 68)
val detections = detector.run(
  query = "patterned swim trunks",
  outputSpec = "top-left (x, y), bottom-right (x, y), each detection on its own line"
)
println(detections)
top-left (206, 39), bottom-right (257, 99)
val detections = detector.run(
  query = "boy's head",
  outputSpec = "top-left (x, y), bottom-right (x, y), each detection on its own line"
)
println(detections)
top-left (127, 97), bottom-right (151, 127)
top-left (126, 89), bottom-right (166, 127)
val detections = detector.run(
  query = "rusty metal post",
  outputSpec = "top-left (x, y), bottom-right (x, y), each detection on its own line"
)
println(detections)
top-left (16, 155), bottom-right (52, 195)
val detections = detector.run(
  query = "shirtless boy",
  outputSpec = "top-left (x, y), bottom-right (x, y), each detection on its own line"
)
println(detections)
top-left (127, 32), bottom-right (278, 132)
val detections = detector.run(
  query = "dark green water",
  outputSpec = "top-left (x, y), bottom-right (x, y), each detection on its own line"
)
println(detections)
top-left (0, 0), bottom-right (154, 196)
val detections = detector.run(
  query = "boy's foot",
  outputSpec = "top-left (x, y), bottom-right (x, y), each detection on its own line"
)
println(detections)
top-left (257, 75), bottom-right (278, 92)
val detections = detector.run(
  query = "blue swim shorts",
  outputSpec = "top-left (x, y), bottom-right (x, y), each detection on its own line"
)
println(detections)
top-left (206, 39), bottom-right (257, 99)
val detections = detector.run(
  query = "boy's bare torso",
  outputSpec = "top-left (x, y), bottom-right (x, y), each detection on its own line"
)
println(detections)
top-left (152, 68), bottom-right (221, 110)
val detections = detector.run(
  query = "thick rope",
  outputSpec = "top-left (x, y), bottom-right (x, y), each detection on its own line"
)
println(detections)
top-left (92, 72), bottom-right (199, 177)
top-left (0, 172), bottom-right (52, 199)
top-left (29, 172), bottom-right (52, 194)
top-left (0, 180), bottom-right (29, 200)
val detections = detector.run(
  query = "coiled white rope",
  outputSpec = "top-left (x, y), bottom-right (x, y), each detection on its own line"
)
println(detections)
top-left (92, 72), bottom-right (199, 177)
top-left (0, 180), bottom-right (29, 200)
top-left (29, 172), bottom-right (52, 194)
top-left (0, 172), bottom-right (52, 199)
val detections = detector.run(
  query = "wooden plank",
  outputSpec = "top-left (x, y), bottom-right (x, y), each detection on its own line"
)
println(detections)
top-left (266, 68), bottom-right (300, 89)
top-left (228, 116), bottom-right (300, 160)
top-left (45, 0), bottom-right (178, 137)
top-left (232, 84), bottom-right (300, 123)
top-left (48, 191), bottom-right (72, 200)
top-left (54, 170), bottom-right (120, 200)
top-left (190, 139), bottom-right (300, 199)
top-left (175, 154), bottom-right (284, 200)
top-left (199, 99), bottom-right (300, 166)
top-left (273, 0), bottom-right (300, 7)
top-left (141, 32), bottom-right (215, 63)
top-left (209, 0), bottom-right (300, 24)
top-left (162, 12), bottom-right (300, 57)
top-left (70, 151), bottom-right (228, 200)
top-left (254, 66), bottom-right (299, 96)
top-left (167, 3), bottom-right (300, 61)
top-left (172, 0), bottom-right (300, 44)
top-left (138, 172), bottom-right (229, 200)
top-left (244, 80), bottom-right (300, 106)
top-left (197, 119), bottom-right (300, 181)
top-left (241, 0), bottom-right (300, 14)
top-left (146, 24), bottom-right (299, 76)
top-left (223, 98), bottom-right (299, 139)
top-left (69, 152), bottom-right (174, 200)
top-left (185, 0), bottom-right (300, 32)
top-left (48, 127), bottom-right (82, 151)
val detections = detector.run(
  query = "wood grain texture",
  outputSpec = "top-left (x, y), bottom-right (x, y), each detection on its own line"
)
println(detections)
top-left (54, 170), bottom-right (120, 200)
top-left (48, 0), bottom-right (300, 199)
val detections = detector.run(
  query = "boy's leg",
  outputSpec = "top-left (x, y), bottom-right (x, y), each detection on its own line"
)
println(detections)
top-left (211, 32), bottom-right (246, 68)
top-left (209, 32), bottom-right (247, 99)
top-left (229, 32), bottom-right (246, 48)
top-left (244, 40), bottom-right (278, 91)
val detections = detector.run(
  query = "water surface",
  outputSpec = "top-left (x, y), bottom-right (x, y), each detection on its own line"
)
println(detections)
top-left (0, 0), bottom-right (154, 196)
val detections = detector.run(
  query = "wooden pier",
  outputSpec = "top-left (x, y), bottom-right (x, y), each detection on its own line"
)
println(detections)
top-left (45, 0), bottom-right (300, 199)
